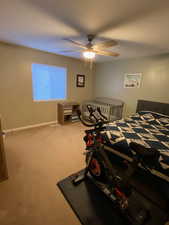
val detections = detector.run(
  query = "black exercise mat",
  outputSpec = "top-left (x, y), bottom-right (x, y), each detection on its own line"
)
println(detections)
top-left (58, 170), bottom-right (126, 225)
top-left (57, 170), bottom-right (167, 225)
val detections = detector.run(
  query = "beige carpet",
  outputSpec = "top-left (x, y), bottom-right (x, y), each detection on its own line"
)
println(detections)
top-left (0, 123), bottom-right (86, 225)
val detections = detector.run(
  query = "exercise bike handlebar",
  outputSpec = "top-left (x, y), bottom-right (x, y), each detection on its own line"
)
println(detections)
top-left (96, 107), bottom-right (108, 121)
top-left (76, 110), bottom-right (95, 127)
top-left (76, 106), bottom-right (109, 128)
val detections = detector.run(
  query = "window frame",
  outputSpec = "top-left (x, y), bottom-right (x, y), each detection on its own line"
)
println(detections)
top-left (31, 63), bottom-right (68, 102)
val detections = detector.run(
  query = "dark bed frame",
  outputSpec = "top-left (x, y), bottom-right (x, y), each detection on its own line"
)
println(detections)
top-left (105, 99), bottom-right (169, 183)
top-left (136, 100), bottom-right (169, 116)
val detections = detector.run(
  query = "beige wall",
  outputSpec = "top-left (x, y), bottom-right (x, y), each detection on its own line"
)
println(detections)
top-left (95, 54), bottom-right (169, 117)
top-left (0, 42), bottom-right (94, 129)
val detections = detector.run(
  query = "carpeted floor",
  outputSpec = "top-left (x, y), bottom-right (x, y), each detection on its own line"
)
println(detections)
top-left (0, 123), bottom-right (85, 225)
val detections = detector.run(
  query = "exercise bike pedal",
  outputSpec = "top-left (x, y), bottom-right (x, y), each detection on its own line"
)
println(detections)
top-left (72, 173), bottom-right (86, 185)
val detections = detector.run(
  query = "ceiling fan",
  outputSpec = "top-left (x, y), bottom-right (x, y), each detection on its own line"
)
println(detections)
top-left (61, 34), bottom-right (119, 60)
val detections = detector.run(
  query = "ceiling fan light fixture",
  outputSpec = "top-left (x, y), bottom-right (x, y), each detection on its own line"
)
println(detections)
top-left (83, 50), bottom-right (95, 59)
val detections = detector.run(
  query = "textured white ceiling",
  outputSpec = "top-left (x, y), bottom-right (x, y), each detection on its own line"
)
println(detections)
top-left (0, 0), bottom-right (169, 61)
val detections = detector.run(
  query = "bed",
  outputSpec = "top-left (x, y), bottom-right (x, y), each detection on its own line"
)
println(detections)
top-left (104, 100), bottom-right (169, 183)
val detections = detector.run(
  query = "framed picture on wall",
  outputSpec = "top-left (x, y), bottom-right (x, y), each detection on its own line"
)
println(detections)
top-left (124, 73), bottom-right (142, 88)
top-left (76, 74), bottom-right (85, 87)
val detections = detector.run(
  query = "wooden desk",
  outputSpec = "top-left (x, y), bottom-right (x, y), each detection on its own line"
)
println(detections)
top-left (58, 102), bottom-right (80, 125)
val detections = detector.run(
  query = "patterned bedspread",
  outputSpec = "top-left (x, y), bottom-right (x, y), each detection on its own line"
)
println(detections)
top-left (105, 111), bottom-right (169, 166)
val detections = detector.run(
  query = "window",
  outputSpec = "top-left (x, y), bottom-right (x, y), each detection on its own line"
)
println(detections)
top-left (32, 63), bottom-right (67, 101)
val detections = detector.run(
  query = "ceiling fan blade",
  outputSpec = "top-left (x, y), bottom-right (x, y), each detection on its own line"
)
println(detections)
top-left (93, 40), bottom-right (118, 50)
top-left (59, 49), bottom-right (82, 53)
top-left (63, 38), bottom-right (87, 49)
top-left (94, 50), bottom-right (119, 57)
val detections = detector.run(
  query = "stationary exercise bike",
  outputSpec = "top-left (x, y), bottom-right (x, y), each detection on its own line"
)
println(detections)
top-left (73, 105), bottom-right (151, 225)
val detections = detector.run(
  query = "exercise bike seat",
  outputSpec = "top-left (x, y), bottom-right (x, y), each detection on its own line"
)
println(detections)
top-left (130, 142), bottom-right (160, 168)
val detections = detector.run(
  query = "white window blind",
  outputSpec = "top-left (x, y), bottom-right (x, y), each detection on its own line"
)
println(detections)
top-left (32, 63), bottom-right (67, 101)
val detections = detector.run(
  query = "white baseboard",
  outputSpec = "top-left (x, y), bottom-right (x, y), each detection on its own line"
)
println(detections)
top-left (4, 121), bottom-right (58, 133)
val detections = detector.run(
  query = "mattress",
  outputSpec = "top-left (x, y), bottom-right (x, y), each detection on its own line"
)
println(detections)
top-left (104, 111), bottom-right (169, 168)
